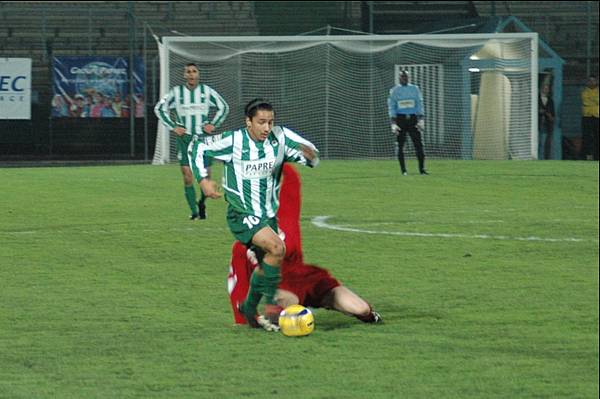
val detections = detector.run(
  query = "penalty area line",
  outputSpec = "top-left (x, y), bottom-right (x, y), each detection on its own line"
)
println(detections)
top-left (310, 216), bottom-right (590, 243)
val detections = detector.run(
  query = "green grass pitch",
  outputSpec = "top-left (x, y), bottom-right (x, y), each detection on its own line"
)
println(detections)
top-left (0, 160), bottom-right (598, 398)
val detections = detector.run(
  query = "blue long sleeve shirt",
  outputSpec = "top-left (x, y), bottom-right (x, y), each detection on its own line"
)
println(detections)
top-left (387, 83), bottom-right (424, 118)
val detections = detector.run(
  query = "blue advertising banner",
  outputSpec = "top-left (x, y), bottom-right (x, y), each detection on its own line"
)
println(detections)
top-left (52, 56), bottom-right (145, 118)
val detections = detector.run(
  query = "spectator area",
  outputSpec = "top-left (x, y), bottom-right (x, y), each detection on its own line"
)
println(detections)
top-left (0, 1), bottom-right (597, 160)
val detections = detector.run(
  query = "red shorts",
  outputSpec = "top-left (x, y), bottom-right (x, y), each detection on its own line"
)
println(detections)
top-left (279, 263), bottom-right (340, 308)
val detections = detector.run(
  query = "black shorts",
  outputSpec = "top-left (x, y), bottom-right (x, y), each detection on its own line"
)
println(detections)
top-left (395, 114), bottom-right (418, 130)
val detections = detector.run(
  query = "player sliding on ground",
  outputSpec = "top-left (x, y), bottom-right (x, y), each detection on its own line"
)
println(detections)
top-left (228, 164), bottom-right (382, 330)
top-left (189, 99), bottom-right (320, 328)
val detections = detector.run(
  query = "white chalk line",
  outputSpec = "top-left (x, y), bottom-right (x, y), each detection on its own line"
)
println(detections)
top-left (311, 216), bottom-right (594, 243)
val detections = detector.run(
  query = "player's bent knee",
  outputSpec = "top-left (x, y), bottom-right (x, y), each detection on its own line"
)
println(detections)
top-left (182, 170), bottom-right (194, 185)
top-left (268, 239), bottom-right (286, 259)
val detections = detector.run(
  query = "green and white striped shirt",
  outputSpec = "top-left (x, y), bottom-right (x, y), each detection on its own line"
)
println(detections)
top-left (154, 83), bottom-right (229, 139)
top-left (189, 126), bottom-right (319, 218)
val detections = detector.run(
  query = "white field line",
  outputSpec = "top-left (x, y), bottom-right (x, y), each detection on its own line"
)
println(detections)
top-left (311, 216), bottom-right (594, 243)
top-left (364, 220), bottom-right (507, 226)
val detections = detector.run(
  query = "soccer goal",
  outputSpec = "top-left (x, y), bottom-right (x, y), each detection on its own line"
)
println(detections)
top-left (152, 33), bottom-right (538, 164)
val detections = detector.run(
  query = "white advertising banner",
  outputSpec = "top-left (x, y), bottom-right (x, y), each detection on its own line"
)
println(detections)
top-left (0, 58), bottom-right (32, 119)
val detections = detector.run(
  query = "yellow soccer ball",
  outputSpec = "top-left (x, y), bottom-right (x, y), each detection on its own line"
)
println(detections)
top-left (278, 304), bottom-right (315, 337)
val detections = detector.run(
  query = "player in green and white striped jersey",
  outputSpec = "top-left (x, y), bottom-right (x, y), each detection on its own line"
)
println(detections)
top-left (189, 99), bottom-right (319, 328)
top-left (154, 62), bottom-right (229, 220)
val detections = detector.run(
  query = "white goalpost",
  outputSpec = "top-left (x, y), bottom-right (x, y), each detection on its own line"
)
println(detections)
top-left (152, 33), bottom-right (538, 164)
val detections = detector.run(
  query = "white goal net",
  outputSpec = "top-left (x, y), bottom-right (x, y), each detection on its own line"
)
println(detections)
top-left (152, 33), bottom-right (538, 164)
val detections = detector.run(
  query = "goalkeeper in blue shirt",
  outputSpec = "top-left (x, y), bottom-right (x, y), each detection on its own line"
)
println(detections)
top-left (387, 70), bottom-right (428, 175)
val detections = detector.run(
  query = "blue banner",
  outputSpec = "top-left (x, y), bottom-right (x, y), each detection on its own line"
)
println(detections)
top-left (51, 56), bottom-right (145, 118)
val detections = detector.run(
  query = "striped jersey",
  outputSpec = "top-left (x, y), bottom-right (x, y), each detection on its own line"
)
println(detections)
top-left (189, 126), bottom-right (319, 218)
top-left (154, 83), bottom-right (229, 139)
